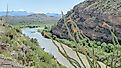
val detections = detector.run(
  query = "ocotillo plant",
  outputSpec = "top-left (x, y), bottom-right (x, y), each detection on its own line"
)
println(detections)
top-left (60, 11), bottom-right (102, 68)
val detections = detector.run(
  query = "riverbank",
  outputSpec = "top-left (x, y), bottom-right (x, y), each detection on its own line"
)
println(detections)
top-left (22, 28), bottom-right (111, 68)
top-left (22, 28), bottom-right (72, 68)
top-left (41, 23), bottom-right (121, 68)
top-left (0, 20), bottom-right (65, 68)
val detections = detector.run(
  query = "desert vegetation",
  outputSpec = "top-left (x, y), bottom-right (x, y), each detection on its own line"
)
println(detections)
top-left (1, 0), bottom-right (121, 68)
top-left (0, 19), bottom-right (65, 68)
top-left (42, 11), bottom-right (121, 68)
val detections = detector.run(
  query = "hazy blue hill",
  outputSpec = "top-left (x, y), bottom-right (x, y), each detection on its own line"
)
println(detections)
top-left (46, 13), bottom-right (61, 17)
top-left (0, 13), bottom-right (61, 25)
top-left (0, 11), bottom-right (32, 16)
top-left (0, 11), bottom-right (61, 17)
top-left (0, 11), bottom-right (61, 25)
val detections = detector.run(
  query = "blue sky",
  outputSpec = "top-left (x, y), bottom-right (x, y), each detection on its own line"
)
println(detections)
top-left (0, 0), bottom-right (85, 14)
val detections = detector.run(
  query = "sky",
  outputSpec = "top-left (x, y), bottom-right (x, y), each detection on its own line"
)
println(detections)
top-left (0, 0), bottom-right (85, 14)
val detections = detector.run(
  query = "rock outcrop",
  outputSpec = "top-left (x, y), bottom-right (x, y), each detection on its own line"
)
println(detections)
top-left (51, 0), bottom-right (121, 43)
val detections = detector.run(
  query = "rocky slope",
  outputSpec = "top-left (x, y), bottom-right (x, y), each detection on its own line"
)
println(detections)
top-left (0, 19), bottom-right (64, 68)
top-left (51, 0), bottom-right (121, 43)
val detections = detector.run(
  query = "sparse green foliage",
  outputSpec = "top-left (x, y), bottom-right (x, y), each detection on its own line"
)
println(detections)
top-left (42, 11), bottom-right (121, 68)
top-left (0, 22), bottom-right (64, 68)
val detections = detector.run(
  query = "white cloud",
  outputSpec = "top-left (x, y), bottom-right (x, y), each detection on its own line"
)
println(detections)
top-left (17, 9), bottom-right (26, 11)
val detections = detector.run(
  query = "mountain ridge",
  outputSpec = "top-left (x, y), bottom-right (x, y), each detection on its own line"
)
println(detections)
top-left (0, 13), bottom-right (60, 25)
top-left (0, 11), bottom-right (61, 17)
top-left (51, 0), bottom-right (121, 43)
top-left (0, 11), bottom-right (32, 16)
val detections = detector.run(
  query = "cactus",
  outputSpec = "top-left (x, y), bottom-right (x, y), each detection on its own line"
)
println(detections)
top-left (76, 51), bottom-right (86, 68)
top-left (61, 11), bottom-right (75, 42)
top-left (52, 38), bottom-right (82, 68)
top-left (60, 11), bottom-right (103, 68)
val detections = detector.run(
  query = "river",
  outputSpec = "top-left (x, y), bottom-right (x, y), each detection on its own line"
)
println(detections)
top-left (21, 28), bottom-right (110, 68)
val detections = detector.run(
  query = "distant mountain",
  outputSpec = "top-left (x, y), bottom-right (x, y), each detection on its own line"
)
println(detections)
top-left (0, 11), bottom-right (61, 24)
top-left (0, 11), bottom-right (61, 17)
top-left (46, 13), bottom-right (61, 17)
top-left (0, 13), bottom-right (60, 24)
top-left (0, 11), bottom-right (32, 16)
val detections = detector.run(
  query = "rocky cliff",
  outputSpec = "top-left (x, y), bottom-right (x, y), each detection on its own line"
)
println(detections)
top-left (51, 0), bottom-right (121, 43)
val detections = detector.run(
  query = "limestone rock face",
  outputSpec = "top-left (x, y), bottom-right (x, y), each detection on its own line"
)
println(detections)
top-left (51, 0), bottom-right (121, 43)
